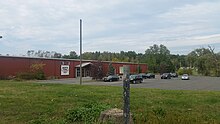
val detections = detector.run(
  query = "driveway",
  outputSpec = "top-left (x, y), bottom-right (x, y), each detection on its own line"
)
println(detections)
top-left (37, 75), bottom-right (220, 91)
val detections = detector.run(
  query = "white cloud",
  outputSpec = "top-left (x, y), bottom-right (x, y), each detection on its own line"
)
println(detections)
top-left (0, 0), bottom-right (220, 55)
top-left (193, 34), bottom-right (220, 40)
top-left (159, 2), bottom-right (220, 20)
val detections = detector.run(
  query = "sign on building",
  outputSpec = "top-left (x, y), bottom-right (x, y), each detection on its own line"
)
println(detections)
top-left (61, 65), bottom-right (70, 75)
top-left (120, 67), bottom-right (124, 74)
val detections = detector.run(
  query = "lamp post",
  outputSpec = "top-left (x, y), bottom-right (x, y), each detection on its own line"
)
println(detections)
top-left (80, 19), bottom-right (82, 85)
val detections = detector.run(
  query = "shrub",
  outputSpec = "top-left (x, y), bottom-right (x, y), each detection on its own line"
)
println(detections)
top-left (34, 71), bottom-right (45, 80)
top-left (0, 77), bottom-right (7, 80)
top-left (65, 102), bottom-right (111, 123)
top-left (0, 75), bottom-right (16, 80)
top-left (177, 68), bottom-right (193, 75)
top-left (16, 72), bottom-right (35, 80)
top-left (16, 63), bottom-right (46, 80)
top-left (30, 63), bottom-right (46, 80)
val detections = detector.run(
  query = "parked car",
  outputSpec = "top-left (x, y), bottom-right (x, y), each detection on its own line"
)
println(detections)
top-left (146, 73), bottom-right (155, 78)
top-left (181, 74), bottom-right (189, 80)
top-left (129, 75), bottom-right (143, 84)
top-left (170, 73), bottom-right (178, 78)
top-left (138, 73), bottom-right (148, 79)
top-left (161, 73), bottom-right (171, 79)
top-left (103, 75), bottom-right (119, 82)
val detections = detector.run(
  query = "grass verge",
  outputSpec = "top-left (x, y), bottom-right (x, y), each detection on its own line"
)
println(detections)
top-left (0, 80), bottom-right (220, 123)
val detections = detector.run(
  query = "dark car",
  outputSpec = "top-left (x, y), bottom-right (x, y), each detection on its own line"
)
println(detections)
top-left (170, 73), bottom-right (178, 78)
top-left (146, 73), bottom-right (155, 78)
top-left (138, 73), bottom-right (148, 79)
top-left (161, 73), bottom-right (171, 79)
top-left (129, 75), bottom-right (143, 84)
top-left (103, 75), bottom-right (119, 82)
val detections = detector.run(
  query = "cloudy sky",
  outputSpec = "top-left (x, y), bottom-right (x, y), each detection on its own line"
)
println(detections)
top-left (0, 0), bottom-right (220, 56)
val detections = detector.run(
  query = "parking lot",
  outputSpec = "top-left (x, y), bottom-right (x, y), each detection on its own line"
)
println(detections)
top-left (39, 75), bottom-right (220, 91)
top-left (130, 75), bottom-right (220, 90)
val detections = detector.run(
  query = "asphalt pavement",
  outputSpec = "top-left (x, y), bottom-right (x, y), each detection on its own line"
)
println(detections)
top-left (37, 75), bottom-right (220, 91)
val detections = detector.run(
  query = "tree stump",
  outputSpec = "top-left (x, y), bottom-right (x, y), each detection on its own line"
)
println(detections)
top-left (99, 108), bottom-right (133, 124)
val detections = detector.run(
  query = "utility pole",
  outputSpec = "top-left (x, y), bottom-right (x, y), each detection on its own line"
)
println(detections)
top-left (80, 19), bottom-right (82, 85)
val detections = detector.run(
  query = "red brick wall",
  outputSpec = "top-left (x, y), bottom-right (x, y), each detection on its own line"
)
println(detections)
top-left (0, 56), bottom-right (148, 78)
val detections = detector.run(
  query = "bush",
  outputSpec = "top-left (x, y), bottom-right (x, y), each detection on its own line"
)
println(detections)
top-left (16, 72), bottom-right (35, 80)
top-left (30, 63), bottom-right (46, 80)
top-left (0, 76), bottom-right (9, 80)
top-left (34, 71), bottom-right (46, 80)
top-left (16, 72), bottom-right (45, 80)
top-left (0, 75), bottom-right (16, 80)
top-left (16, 63), bottom-right (46, 80)
top-left (16, 71), bottom-right (46, 80)
top-left (177, 68), bottom-right (193, 75)
top-left (65, 102), bottom-right (111, 123)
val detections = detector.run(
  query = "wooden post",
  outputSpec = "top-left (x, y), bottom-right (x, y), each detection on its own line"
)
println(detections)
top-left (123, 65), bottom-right (130, 124)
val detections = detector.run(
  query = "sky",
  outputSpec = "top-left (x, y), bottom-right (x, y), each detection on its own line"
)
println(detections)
top-left (0, 0), bottom-right (220, 56)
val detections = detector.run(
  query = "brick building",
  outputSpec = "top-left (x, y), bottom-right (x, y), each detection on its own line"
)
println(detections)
top-left (0, 56), bottom-right (148, 79)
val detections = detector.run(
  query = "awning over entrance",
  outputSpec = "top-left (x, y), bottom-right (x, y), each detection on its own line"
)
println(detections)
top-left (75, 62), bottom-right (92, 68)
top-left (75, 62), bottom-right (92, 77)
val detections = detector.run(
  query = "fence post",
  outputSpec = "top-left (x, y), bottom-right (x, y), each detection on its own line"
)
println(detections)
top-left (123, 65), bottom-right (130, 124)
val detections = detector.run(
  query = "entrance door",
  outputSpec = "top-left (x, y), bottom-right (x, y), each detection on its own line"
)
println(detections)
top-left (76, 68), bottom-right (80, 77)
top-left (75, 68), bottom-right (85, 77)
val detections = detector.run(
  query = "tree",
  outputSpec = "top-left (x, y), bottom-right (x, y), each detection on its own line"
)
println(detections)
top-left (187, 47), bottom-right (220, 76)
top-left (208, 46), bottom-right (220, 76)
top-left (27, 50), bottom-right (34, 57)
top-left (136, 65), bottom-right (142, 73)
top-left (69, 51), bottom-right (78, 59)
top-left (108, 63), bottom-right (115, 75)
top-left (91, 61), bottom-right (104, 80)
top-left (26, 50), bottom-right (62, 58)
top-left (170, 55), bottom-right (181, 71)
top-left (159, 44), bottom-right (170, 55)
top-left (186, 52), bottom-right (197, 68)
top-left (53, 52), bottom-right (62, 58)
top-left (144, 44), bottom-right (173, 73)
top-left (63, 51), bottom-right (78, 59)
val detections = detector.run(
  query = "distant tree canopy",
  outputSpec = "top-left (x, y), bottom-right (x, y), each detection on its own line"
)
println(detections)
top-left (63, 51), bottom-right (78, 59)
top-left (186, 46), bottom-right (220, 76)
top-left (27, 50), bottom-right (62, 58)
top-left (26, 44), bottom-right (220, 77)
top-left (26, 50), bottom-right (77, 59)
top-left (80, 51), bottom-right (140, 63)
top-left (143, 44), bottom-right (174, 73)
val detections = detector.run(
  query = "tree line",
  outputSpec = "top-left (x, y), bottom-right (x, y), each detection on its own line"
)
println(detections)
top-left (26, 44), bottom-right (220, 77)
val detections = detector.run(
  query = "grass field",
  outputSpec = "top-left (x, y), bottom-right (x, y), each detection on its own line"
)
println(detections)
top-left (1, 80), bottom-right (220, 124)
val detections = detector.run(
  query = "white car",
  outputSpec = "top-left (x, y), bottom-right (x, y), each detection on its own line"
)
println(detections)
top-left (181, 74), bottom-right (189, 80)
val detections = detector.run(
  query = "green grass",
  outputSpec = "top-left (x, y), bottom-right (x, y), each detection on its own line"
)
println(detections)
top-left (1, 80), bottom-right (220, 124)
